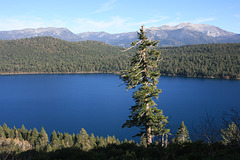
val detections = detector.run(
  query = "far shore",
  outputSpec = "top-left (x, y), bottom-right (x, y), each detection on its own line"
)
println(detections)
top-left (0, 71), bottom-right (120, 75)
top-left (0, 72), bottom-right (239, 80)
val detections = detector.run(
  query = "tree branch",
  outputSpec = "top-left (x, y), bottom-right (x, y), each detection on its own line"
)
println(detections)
top-left (121, 40), bottom-right (142, 52)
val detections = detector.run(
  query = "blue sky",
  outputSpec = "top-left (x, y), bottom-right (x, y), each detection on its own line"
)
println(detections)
top-left (0, 0), bottom-right (239, 34)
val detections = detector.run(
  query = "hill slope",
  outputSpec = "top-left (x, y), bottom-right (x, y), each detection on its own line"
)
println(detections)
top-left (0, 37), bottom-right (239, 79)
top-left (0, 37), bottom-right (130, 73)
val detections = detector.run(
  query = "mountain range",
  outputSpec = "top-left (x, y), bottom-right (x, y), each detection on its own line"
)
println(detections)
top-left (0, 23), bottom-right (240, 47)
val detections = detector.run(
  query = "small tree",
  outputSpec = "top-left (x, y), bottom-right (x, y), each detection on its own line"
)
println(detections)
top-left (50, 130), bottom-right (60, 151)
top-left (121, 25), bottom-right (169, 146)
top-left (97, 136), bottom-right (106, 147)
top-left (139, 134), bottom-right (147, 147)
top-left (46, 144), bottom-right (53, 152)
top-left (75, 128), bottom-right (91, 151)
top-left (39, 127), bottom-right (49, 149)
top-left (0, 125), bottom-right (6, 139)
top-left (63, 133), bottom-right (74, 147)
top-left (30, 128), bottom-right (39, 148)
top-left (221, 121), bottom-right (240, 145)
top-left (89, 133), bottom-right (97, 149)
top-left (176, 121), bottom-right (191, 144)
top-left (3, 123), bottom-right (10, 138)
top-left (20, 124), bottom-right (28, 140)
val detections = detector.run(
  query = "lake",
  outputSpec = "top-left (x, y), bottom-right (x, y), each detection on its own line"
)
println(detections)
top-left (0, 74), bottom-right (239, 141)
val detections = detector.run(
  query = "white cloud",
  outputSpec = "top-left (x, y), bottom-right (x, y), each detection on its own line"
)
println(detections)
top-left (0, 15), bottom-right (168, 33)
top-left (94, 0), bottom-right (117, 13)
top-left (0, 17), bottom-right (43, 31)
top-left (73, 17), bottom-right (127, 33)
top-left (127, 16), bottom-right (169, 28)
top-left (234, 14), bottom-right (240, 18)
top-left (193, 17), bottom-right (215, 24)
top-left (73, 16), bottom-right (168, 33)
top-left (0, 16), bottom-right (66, 31)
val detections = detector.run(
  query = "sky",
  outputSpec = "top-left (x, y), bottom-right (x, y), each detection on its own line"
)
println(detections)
top-left (0, 0), bottom-right (239, 34)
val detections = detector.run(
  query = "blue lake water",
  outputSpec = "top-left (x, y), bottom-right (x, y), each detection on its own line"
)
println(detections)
top-left (0, 74), bottom-right (239, 141)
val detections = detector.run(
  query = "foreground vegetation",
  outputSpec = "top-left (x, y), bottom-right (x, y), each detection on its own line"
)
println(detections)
top-left (1, 118), bottom-right (240, 160)
top-left (0, 37), bottom-right (239, 79)
top-left (7, 142), bottom-right (240, 160)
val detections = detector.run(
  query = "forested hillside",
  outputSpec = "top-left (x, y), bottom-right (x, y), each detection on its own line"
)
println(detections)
top-left (0, 37), bottom-right (130, 74)
top-left (0, 37), bottom-right (239, 79)
top-left (159, 43), bottom-right (240, 79)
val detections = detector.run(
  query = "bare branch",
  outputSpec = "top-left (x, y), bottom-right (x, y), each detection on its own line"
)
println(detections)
top-left (121, 40), bottom-right (142, 52)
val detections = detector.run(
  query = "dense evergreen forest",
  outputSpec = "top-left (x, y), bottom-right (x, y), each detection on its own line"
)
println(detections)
top-left (159, 44), bottom-right (240, 79)
top-left (0, 37), bottom-right (239, 79)
top-left (0, 37), bottom-right (130, 74)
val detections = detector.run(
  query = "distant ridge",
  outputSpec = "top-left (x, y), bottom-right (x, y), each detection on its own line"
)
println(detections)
top-left (0, 27), bottom-right (79, 41)
top-left (0, 23), bottom-right (240, 47)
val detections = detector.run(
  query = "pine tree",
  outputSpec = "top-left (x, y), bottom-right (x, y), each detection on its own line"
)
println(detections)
top-left (80, 128), bottom-right (91, 151)
top-left (14, 126), bottom-right (18, 139)
top-left (27, 129), bottom-right (32, 142)
top-left (221, 121), bottom-right (240, 145)
top-left (123, 138), bottom-right (128, 143)
top-left (46, 144), bottom-right (53, 152)
top-left (176, 121), bottom-right (191, 144)
top-left (139, 134), bottom-right (147, 147)
top-left (97, 136), bottom-right (106, 147)
top-left (63, 133), bottom-right (74, 147)
top-left (20, 124), bottom-right (28, 140)
top-left (30, 128), bottom-right (39, 148)
top-left (39, 127), bottom-right (49, 149)
top-left (72, 133), bottom-right (76, 142)
top-left (111, 135), bottom-right (120, 144)
top-left (50, 130), bottom-right (60, 151)
top-left (89, 133), bottom-right (97, 149)
top-left (17, 129), bottom-right (23, 141)
top-left (8, 129), bottom-right (15, 139)
top-left (0, 125), bottom-right (6, 139)
top-left (121, 25), bottom-right (169, 145)
top-left (75, 128), bottom-right (91, 151)
top-left (57, 132), bottom-right (63, 140)
top-left (3, 123), bottom-right (10, 138)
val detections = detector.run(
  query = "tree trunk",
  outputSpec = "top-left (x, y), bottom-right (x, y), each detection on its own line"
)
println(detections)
top-left (164, 134), bottom-right (168, 148)
top-left (145, 100), bottom-right (152, 145)
top-left (161, 133), bottom-right (165, 147)
top-left (146, 125), bottom-right (152, 145)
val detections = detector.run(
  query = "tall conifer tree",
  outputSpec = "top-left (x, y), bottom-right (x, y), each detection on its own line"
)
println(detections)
top-left (121, 25), bottom-right (169, 145)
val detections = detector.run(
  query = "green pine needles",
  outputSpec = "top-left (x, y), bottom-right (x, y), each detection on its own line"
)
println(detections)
top-left (121, 25), bottom-right (169, 146)
top-left (176, 121), bottom-right (191, 144)
top-left (221, 121), bottom-right (240, 145)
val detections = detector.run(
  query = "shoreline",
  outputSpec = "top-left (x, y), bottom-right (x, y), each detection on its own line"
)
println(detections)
top-left (0, 71), bottom-right (239, 80)
top-left (0, 71), bottom-right (120, 75)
